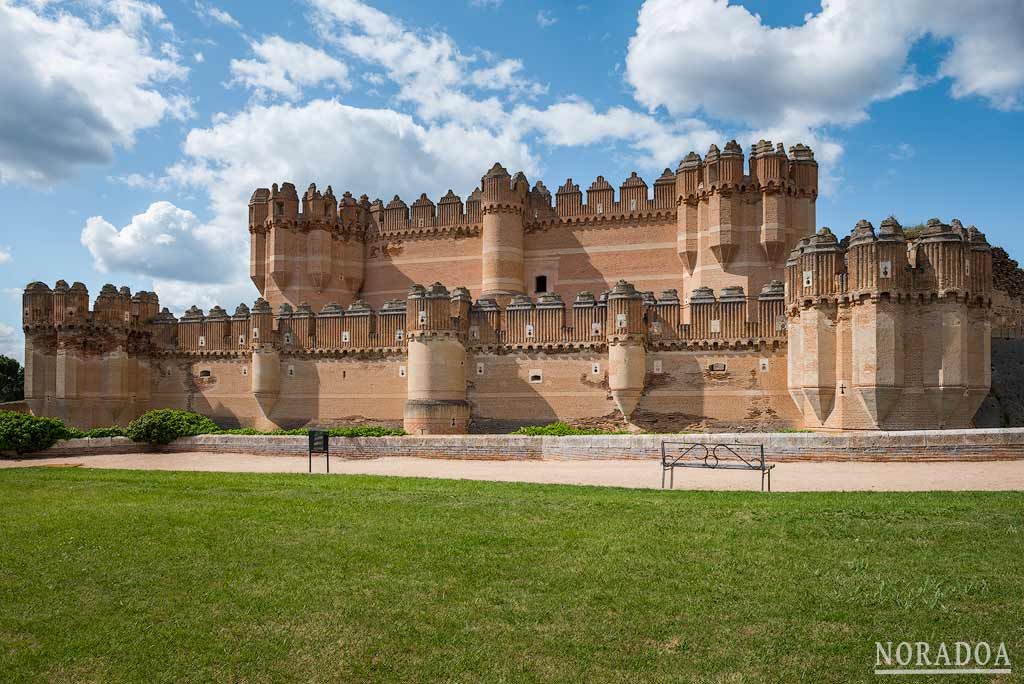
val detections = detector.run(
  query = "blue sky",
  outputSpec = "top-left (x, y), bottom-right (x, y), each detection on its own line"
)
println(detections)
top-left (0, 0), bottom-right (1022, 360)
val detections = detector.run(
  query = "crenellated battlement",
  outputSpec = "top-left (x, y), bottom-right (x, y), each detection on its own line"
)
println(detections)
top-left (785, 217), bottom-right (993, 309)
top-left (22, 281), bottom-right (161, 334)
top-left (248, 139), bottom-right (816, 243)
top-left (117, 276), bottom-right (786, 359)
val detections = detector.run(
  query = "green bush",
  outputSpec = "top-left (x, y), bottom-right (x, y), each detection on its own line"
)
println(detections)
top-left (125, 409), bottom-right (220, 445)
top-left (0, 411), bottom-right (80, 454)
top-left (510, 422), bottom-right (629, 436)
top-left (83, 426), bottom-right (127, 438)
top-left (326, 426), bottom-right (404, 437)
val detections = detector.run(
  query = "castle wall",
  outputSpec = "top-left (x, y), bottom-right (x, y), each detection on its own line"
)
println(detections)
top-left (360, 234), bottom-right (483, 307)
top-left (22, 140), bottom-right (1008, 434)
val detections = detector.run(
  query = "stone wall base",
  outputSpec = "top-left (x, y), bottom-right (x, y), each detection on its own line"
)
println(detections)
top-left (11, 429), bottom-right (1024, 463)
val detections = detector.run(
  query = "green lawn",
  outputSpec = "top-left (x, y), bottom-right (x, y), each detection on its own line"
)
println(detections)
top-left (0, 468), bottom-right (1021, 683)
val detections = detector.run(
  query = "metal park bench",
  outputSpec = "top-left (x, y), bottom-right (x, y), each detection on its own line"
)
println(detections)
top-left (660, 441), bottom-right (775, 492)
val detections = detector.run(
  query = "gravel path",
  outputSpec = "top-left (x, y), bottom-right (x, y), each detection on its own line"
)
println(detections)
top-left (4, 452), bottom-right (1024, 491)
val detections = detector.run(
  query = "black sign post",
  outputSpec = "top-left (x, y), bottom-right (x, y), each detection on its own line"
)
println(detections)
top-left (308, 429), bottom-right (330, 473)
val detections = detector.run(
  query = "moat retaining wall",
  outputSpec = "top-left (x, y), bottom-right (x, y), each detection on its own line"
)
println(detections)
top-left (25, 428), bottom-right (1024, 462)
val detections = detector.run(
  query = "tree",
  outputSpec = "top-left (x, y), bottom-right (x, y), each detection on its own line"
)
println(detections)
top-left (0, 355), bottom-right (24, 402)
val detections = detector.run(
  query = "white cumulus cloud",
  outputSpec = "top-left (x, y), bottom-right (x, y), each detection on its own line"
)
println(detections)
top-left (0, 246), bottom-right (10, 264)
top-left (229, 36), bottom-right (351, 101)
top-left (626, 0), bottom-right (1024, 133)
top-left (0, 0), bottom-right (189, 185)
top-left (81, 201), bottom-right (222, 284)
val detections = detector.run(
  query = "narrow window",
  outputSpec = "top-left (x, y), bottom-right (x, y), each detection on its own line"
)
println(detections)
top-left (241, 367), bottom-right (248, 376)
top-left (198, 335), bottom-right (206, 347)
top-left (596, 203), bottom-right (604, 215)
top-left (238, 335), bottom-right (246, 346)
top-left (418, 218), bottom-right (424, 228)
top-left (709, 319), bottom-right (721, 333)
top-left (284, 333), bottom-right (292, 345)
top-left (879, 261), bottom-right (892, 278)
top-left (653, 359), bottom-right (663, 374)
top-left (469, 326), bottom-right (480, 339)
top-left (759, 359), bottom-right (769, 372)
top-left (803, 270), bottom-right (813, 288)
top-left (288, 365), bottom-right (295, 376)
top-left (252, 327), bottom-right (259, 339)
top-left (529, 369), bottom-right (543, 383)
top-left (399, 365), bottom-right (406, 377)
top-left (616, 313), bottom-right (627, 329)
top-left (525, 323), bottom-right (535, 338)
top-left (199, 369), bottom-right (211, 378)
top-left (124, 311), bottom-right (131, 322)
top-left (418, 310), bottom-right (427, 325)
top-left (534, 275), bottom-right (548, 293)
top-left (591, 363), bottom-right (600, 375)
top-left (630, 198), bottom-right (637, 211)
top-left (476, 362), bottom-right (484, 376)
top-left (341, 331), bottom-right (350, 343)
top-left (591, 322), bottom-right (601, 336)
top-left (395, 329), bottom-right (404, 342)
top-left (651, 321), bottom-right (663, 335)
top-left (275, 201), bottom-right (284, 216)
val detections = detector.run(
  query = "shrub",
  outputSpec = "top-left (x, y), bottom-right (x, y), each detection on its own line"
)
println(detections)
top-left (125, 409), bottom-right (220, 445)
top-left (0, 411), bottom-right (80, 454)
top-left (83, 426), bottom-right (127, 438)
top-left (257, 426), bottom-right (404, 437)
top-left (510, 422), bottom-right (628, 436)
top-left (327, 426), bottom-right (404, 437)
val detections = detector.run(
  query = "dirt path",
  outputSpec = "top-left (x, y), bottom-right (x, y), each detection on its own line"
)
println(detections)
top-left (4, 452), bottom-right (1024, 491)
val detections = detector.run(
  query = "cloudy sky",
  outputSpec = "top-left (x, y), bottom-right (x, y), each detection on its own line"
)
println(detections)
top-left (0, 0), bottom-right (1022, 360)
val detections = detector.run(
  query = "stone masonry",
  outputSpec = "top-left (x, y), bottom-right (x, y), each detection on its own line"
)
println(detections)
top-left (21, 140), bottom-right (1024, 432)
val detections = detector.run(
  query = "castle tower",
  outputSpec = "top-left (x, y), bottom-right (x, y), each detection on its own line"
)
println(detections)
top-left (676, 140), bottom-right (818, 322)
top-left (785, 228), bottom-right (843, 427)
top-left (249, 180), bottom-right (365, 313)
top-left (250, 297), bottom-right (280, 429)
top-left (480, 164), bottom-right (527, 299)
top-left (786, 218), bottom-right (993, 430)
top-left (844, 219), bottom-right (908, 427)
top-left (403, 283), bottom-right (470, 434)
top-left (605, 280), bottom-right (647, 423)
top-left (914, 219), bottom-right (975, 427)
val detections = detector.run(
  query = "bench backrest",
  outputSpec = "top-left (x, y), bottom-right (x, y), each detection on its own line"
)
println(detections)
top-left (660, 441), bottom-right (765, 468)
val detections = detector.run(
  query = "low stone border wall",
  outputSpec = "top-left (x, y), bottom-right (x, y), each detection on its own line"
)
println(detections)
top-left (15, 428), bottom-right (1022, 462)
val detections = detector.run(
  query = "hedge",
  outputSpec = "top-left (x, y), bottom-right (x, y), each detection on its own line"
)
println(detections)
top-left (510, 422), bottom-right (630, 436)
top-left (0, 412), bottom-right (80, 454)
top-left (0, 409), bottom-right (405, 453)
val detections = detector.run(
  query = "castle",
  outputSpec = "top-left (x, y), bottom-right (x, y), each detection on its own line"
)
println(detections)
top-left (21, 140), bottom-right (1016, 433)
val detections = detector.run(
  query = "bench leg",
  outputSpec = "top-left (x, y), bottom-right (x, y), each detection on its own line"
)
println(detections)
top-left (670, 467), bottom-right (674, 490)
top-left (661, 466), bottom-right (665, 490)
top-left (761, 469), bottom-right (765, 492)
top-left (767, 468), bottom-right (771, 493)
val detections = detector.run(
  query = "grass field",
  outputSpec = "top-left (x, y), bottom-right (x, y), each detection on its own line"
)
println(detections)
top-left (0, 468), bottom-right (1021, 683)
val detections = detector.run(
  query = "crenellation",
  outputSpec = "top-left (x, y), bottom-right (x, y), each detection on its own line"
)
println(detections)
top-left (653, 168), bottom-right (675, 209)
top-left (586, 176), bottom-right (614, 215)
